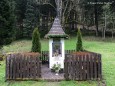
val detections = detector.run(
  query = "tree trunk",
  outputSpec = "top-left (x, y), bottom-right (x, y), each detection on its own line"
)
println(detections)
top-left (103, 28), bottom-right (105, 39)
top-left (112, 21), bottom-right (114, 38)
top-left (102, 28), bottom-right (103, 38)
top-left (112, 31), bottom-right (114, 38)
top-left (104, 12), bottom-right (107, 39)
top-left (94, 0), bottom-right (99, 36)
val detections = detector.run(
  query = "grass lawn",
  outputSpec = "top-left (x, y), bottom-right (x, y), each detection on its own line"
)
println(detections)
top-left (0, 36), bottom-right (115, 86)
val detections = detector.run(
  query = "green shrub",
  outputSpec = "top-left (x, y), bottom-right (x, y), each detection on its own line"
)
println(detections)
top-left (76, 28), bottom-right (83, 51)
top-left (31, 27), bottom-right (41, 53)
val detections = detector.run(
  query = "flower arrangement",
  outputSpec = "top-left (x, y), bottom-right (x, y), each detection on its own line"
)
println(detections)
top-left (52, 63), bottom-right (61, 75)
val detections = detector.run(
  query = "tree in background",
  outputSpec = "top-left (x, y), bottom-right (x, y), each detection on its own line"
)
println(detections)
top-left (0, 0), bottom-right (15, 48)
top-left (23, 0), bottom-right (38, 38)
top-left (0, 0), bottom-right (114, 41)
top-left (15, 0), bottom-right (27, 39)
top-left (111, 12), bottom-right (115, 38)
top-left (101, 4), bottom-right (111, 39)
top-left (76, 28), bottom-right (83, 51)
top-left (31, 28), bottom-right (41, 53)
top-left (103, 9), bottom-right (115, 39)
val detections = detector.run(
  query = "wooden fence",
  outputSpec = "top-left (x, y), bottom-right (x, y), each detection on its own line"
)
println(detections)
top-left (6, 53), bottom-right (41, 80)
top-left (65, 50), bottom-right (76, 54)
top-left (40, 51), bottom-right (49, 64)
top-left (64, 53), bottom-right (102, 80)
top-left (40, 50), bottom-right (75, 64)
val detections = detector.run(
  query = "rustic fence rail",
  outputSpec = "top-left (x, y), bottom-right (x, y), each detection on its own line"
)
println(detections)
top-left (40, 51), bottom-right (49, 64)
top-left (40, 50), bottom-right (75, 63)
top-left (6, 53), bottom-right (41, 80)
top-left (65, 50), bottom-right (76, 54)
top-left (64, 52), bottom-right (102, 80)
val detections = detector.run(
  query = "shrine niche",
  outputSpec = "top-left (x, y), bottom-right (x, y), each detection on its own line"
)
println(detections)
top-left (52, 38), bottom-right (61, 57)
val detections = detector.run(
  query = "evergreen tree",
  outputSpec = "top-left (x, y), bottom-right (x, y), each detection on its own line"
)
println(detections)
top-left (15, 0), bottom-right (27, 39)
top-left (31, 27), bottom-right (41, 53)
top-left (0, 0), bottom-right (15, 48)
top-left (23, 0), bottom-right (38, 38)
top-left (76, 28), bottom-right (83, 51)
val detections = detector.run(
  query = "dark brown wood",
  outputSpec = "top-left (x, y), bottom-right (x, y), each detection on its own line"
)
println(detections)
top-left (20, 55), bottom-right (22, 79)
top-left (75, 55), bottom-right (79, 80)
top-left (6, 53), bottom-right (41, 80)
top-left (83, 55), bottom-right (86, 80)
top-left (65, 50), bottom-right (75, 54)
top-left (27, 55), bottom-right (29, 78)
top-left (9, 54), bottom-right (12, 79)
top-left (79, 55), bottom-right (82, 80)
top-left (15, 54), bottom-right (17, 79)
top-left (39, 61), bottom-right (42, 78)
top-left (98, 54), bottom-right (102, 80)
top-left (6, 55), bottom-right (10, 80)
top-left (18, 55), bottom-right (20, 79)
top-left (86, 54), bottom-right (90, 80)
top-left (23, 54), bottom-right (26, 79)
top-left (64, 52), bottom-right (102, 81)
top-left (94, 54), bottom-right (97, 79)
top-left (13, 54), bottom-right (15, 79)
top-left (41, 51), bottom-right (49, 64)
top-left (90, 54), bottom-right (93, 80)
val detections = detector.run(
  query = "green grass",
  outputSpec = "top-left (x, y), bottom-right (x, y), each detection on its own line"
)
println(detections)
top-left (1, 36), bottom-right (115, 86)
top-left (3, 39), bottom-right (49, 53)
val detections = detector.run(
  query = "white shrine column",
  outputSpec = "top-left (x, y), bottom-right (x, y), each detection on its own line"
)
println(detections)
top-left (49, 39), bottom-right (53, 68)
top-left (61, 38), bottom-right (65, 68)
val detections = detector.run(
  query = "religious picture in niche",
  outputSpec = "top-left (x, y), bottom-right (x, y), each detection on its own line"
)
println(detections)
top-left (52, 42), bottom-right (61, 57)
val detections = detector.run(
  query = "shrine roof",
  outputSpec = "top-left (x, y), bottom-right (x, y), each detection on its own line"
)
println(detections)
top-left (45, 17), bottom-right (68, 38)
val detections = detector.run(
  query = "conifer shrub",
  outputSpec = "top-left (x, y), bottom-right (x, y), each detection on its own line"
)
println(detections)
top-left (76, 28), bottom-right (83, 51)
top-left (31, 28), bottom-right (41, 53)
